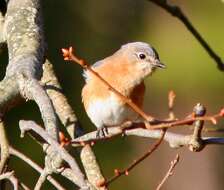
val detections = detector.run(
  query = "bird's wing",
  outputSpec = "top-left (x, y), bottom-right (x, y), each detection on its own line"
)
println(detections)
top-left (82, 60), bottom-right (103, 82)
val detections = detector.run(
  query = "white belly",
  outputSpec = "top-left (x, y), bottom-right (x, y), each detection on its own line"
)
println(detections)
top-left (86, 94), bottom-right (138, 128)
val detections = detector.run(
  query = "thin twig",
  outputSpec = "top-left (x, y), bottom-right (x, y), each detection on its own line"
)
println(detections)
top-left (101, 130), bottom-right (166, 187)
top-left (149, 113), bottom-right (222, 130)
top-left (156, 154), bottom-right (180, 190)
top-left (19, 181), bottom-right (30, 190)
top-left (0, 171), bottom-right (29, 190)
top-left (148, 0), bottom-right (224, 71)
top-left (0, 171), bottom-right (18, 190)
top-left (34, 172), bottom-right (48, 190)
top-left (19, 120), bottom-right (89, 189)
top-left (9, 147), bottom-right (66, 190)
top-left (168, 90), bottom-right (176, 120)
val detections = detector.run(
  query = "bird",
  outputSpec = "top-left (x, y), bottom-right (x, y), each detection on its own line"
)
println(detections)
top-left (81, 42), bottom-right (165, 137)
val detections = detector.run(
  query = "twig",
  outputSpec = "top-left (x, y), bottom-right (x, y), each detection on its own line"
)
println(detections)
top-left (168, 90), bottom-right (176, 120)
top-left (19, 182), bottom-right (30, 190)
top-left (149, 112), bottom-right (222, 130)
top-left (0, 171), bottom-right (29, 190)
top-left (62, 47), bottom-right (154, 122)
top-left (101, 130), bottom-right (166, 187)
top-left (34, 171), bottom-right (48, 190)
top-left (0, 171), bottom-right (18, 190)
top-left (9, 146), bottom-right (66, 190)
top-left (156, 154), bottom-right (180, 190)
top-left (148, 0), bottom-right (224, 71)
top-left (19, 120), bottom-right (89, 189)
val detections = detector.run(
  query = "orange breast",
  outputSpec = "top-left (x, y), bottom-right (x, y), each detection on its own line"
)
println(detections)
top-left (82, 55), bottom-right (145, 110)
top-left (82, 79), bottom-right (145, 111)
top-left (128, 82), bottom-right (145, 108)
top-left (82, 79), bottom-right (110, 110)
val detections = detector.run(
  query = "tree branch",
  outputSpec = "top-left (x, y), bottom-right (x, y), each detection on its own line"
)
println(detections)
top-left (0, 120), bottom-right (9, 174)
top-left (0, 11), bottom-right (5, 45)
top-left (19, 76), bottom-right (59, 139)
top-left (41, 59), bottom-right (80, 139)
top-left (9, 146), bottom-right (66, 190)
top-left (148, 0), bottom-right (224, 70)
top-left (19, 120), bottom-right (89, 189)
top-left (156, 154), bottom-right (180, 190)
top-left (72, 124), bottom-right (224, 150)
top-left (80, 145), bottom-right (106, 190)
top-left (103, 130), bottom-right (166, 187)
top-left (0, 170), bottom-right (30, 190)
top-left (0, 171), bottom-right (19, 190)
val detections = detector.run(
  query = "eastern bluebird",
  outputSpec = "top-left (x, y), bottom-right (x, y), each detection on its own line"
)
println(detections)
top-left (82, 42), bottom-right (165, 137)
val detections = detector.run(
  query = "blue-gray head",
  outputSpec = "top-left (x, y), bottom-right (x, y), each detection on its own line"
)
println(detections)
top-left (117, 42), bottom-right (165, 79)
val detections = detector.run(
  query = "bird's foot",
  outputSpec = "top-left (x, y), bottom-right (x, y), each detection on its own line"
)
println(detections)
top-left (96, 126), bottom-right (109, 138)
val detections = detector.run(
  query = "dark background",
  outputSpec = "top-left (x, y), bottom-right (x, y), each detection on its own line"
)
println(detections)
top-left (1, 0), bottom-right (224, 189)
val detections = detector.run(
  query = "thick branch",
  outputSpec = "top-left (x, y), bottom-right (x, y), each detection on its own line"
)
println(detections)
top-left (80, 145), bottom-right (106, 190)
top-left (41, 59), bottom-right (80, 139)
top-left (5, 0), bottom-right (44, 78)
top-left (2, 1), bottom-right (70, 186)
top-left (72, 125), bottom-right (224, 150)
top-left (3, 0), bottom-right (59, 138)
top-left (0, 76), bottom-right (23, 115)
top-left (18, 76), bottom-right (58, 140)
top-left (0, 11), bottom-right (5, 45)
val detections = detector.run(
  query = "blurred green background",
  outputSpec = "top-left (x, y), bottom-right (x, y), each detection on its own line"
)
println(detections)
top-left (2, 0), bottom-right (224, 189)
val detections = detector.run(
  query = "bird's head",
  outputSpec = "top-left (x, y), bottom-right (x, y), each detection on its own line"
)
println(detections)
top-left (119, 42), bottom-right (165, 79)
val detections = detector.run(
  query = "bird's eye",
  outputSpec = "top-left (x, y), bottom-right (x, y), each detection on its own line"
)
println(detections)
top-left (138, 53), bottom-right (146, 60)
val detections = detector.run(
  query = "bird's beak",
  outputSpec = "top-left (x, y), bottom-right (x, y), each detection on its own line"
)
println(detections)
top-left (153, 60), bottom-right (166, 69)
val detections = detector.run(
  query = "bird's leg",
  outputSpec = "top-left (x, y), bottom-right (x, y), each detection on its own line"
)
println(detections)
top-left (96, 125), bottom-right (109, 138)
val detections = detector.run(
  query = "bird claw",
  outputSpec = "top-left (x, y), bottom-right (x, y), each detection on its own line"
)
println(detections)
top-left (96, 126), bottom-right (109, 138)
